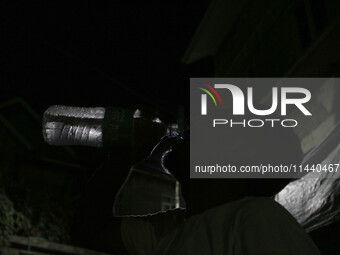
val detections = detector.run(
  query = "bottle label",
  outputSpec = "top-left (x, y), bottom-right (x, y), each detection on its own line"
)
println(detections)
top-left (102, 107), bottom-right (134, 147)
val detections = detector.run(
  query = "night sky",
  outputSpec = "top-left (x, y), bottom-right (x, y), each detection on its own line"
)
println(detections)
top-left (1, 1), bottom-right (210, 120)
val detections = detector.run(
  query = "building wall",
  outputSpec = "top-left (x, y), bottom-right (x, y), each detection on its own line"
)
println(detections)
top-left (213, 0), bottom-right (340, 154)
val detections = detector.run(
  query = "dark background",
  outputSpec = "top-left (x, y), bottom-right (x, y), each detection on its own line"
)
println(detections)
top-left (1, 1), bottom-right (211, 117)
top-left (0, 1), bottom-right (211, 254)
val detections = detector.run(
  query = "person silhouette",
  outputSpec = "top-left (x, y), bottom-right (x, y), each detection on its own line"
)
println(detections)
top-left (119, 116), bottom-right (321, 255)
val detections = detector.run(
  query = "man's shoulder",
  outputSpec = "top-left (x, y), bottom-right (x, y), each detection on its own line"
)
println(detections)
top-left (200, 196), bottom-right (291, 225)
top-left (205, 196), bottom-right (280, 213)
top-left (235, 197), bottom-right (291, 219)
top-left (238, 196), bottom-right (282, 211)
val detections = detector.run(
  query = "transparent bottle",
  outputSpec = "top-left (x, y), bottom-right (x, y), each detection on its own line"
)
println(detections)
top-left (42, 105), bottom-right (180, 149)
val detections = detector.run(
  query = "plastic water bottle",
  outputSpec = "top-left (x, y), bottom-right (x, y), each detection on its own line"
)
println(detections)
top-left (42, 105), bottom-right (180, 148)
